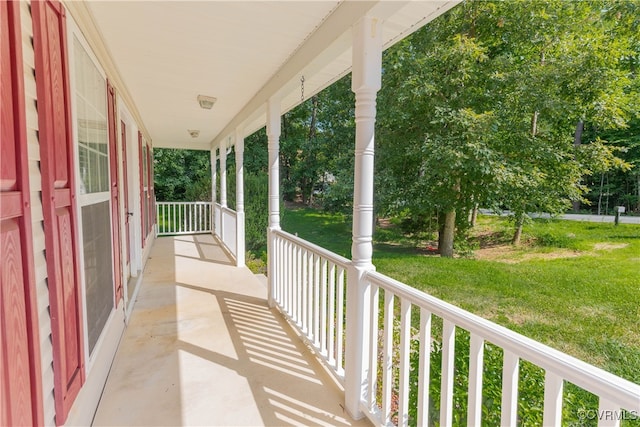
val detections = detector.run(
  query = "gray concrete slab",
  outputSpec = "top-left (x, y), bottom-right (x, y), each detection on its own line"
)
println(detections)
top-left (93, 235), bottom-right (369, 427)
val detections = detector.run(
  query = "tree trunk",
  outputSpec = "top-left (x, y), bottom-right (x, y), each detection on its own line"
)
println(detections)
top-left (637, 172), bottom-right (640, 212)
top-left (572, 120), bottom-right (584, 212)
top-left (512, 214), bottom-right (525, 246)
top-left (440, 210), bottom-right (456, 258)
top-left (605, 173), bottom-right (610, 215)
top-left (304, 96), bottom-right (318, 206)
top-left (598, 172), bottom-right (605, 215)
top-left (308, 95), bottom-right (318, 141)
top-left (470, 204), bottom-right (479, 227)
top-left (573, 120), bottom-right (584, 146)
top-left (438, 212), bottom-right (445, 253)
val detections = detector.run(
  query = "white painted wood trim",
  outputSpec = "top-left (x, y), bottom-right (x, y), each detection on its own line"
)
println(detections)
top-left (468, 334), bottom-right (485, 427)
top-left (219, 139), bottom-right (227, 208)
top-left (542, 371), bottom-right (564, 427)
top-left (234, 127), bottom-right (245, 267)
top-left (417, 308), bottom-right (432, 427)
top-left (344, 15), bottom-right (382, 420)
top-left (440, 320), bottom-right (455, 427)
top-left (501, 351), bottom-right (520, 426)
top-left (63, 307), bottom-right (125, 427)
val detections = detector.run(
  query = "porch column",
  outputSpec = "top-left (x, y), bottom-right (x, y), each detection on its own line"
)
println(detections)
top-left (211, 148), bottom-right (217, 237)
top-left (267, 96), bottom-right (281, 308)
top-left (345, 15), bottom-right (382, 420)
top-left (220, 140), bottom-right (227, 207)
top-left (235, 127), bottom-right (245, 267)
top-left (220, 139), bottom-right (227, 243)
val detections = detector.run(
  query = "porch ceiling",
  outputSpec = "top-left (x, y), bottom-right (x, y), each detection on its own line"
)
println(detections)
top-left (84, 1), bottom-right (460, 151)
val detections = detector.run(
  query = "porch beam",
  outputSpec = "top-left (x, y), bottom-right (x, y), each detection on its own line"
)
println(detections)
top-left (345, 15), bottom-right (382, 420)
top-left (267, 96), bottom-right (281, 308)
top-left (235, 127), bottom-right (245, 267)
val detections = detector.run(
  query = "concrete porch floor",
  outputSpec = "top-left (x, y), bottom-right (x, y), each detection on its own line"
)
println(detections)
top-left (93, 234), bottom-right (369, 426)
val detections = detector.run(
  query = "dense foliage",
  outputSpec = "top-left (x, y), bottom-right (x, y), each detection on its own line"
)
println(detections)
top-left (376, 0), bottom-right (638, 249)
top-left (154, 148), bottom-right (211, 202)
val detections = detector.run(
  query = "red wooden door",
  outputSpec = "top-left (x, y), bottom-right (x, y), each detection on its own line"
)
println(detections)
top-left (107, 82), bottom-right (123, 307)
top-left (121, 121), bottom-right (131, 266)
top-left (32, 1), bottom-right (85, 423)
top-left (1, 2), bottom-right (44, 425)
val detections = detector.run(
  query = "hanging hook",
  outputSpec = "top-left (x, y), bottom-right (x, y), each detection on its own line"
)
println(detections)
top-left (300, 75), bottom-right (305, 102)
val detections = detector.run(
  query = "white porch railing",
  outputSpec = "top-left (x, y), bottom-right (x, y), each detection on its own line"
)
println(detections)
top-left (156, 201), bottom-right (212, 236)
top-left (270, 233), bottom-right (640, 427)
top-left (213, 202), bottom-right (238, 259)
top-left (272, 229), bottom-right (349, 380)
top-left (363, 270), bottom-right (640, 427)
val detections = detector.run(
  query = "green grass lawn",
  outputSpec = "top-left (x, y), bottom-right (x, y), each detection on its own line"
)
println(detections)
top-left (282, 208), bottom-right (640, 385)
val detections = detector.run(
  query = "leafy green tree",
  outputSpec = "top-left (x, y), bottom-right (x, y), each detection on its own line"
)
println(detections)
top-left (376, 0), bottom-right (637, 252)
top-left (377, 2), bottom-right (499, 255)
top-left (240, 129), bottom-right (270, 256)
top-left (154, 148), bottom-right (211, 201)
top-left (277, 75), bottom-right (355, 208)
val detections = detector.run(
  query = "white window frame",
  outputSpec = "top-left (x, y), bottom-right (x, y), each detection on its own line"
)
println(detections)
top-left (67, 18), bottom-right (119, 371)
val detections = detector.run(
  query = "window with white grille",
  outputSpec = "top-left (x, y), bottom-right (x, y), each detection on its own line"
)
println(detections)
top-left (72, 34), bottom-right (114, 357)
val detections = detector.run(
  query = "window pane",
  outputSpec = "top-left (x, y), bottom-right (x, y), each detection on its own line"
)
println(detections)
top-left (81, 201), bottom-right (113, 355)
top-left (74, 36), bottom-right (108, 194)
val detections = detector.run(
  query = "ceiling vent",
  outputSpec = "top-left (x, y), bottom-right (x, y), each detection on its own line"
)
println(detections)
top-left (197, 95), bottom-right (217, 109)
top-left (188, 129), bottom-right (200, 138)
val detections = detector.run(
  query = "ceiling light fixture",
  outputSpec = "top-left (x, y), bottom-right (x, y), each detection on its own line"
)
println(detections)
top-left (188, 129), bottom-right (200, 138)
top-left (197, 95), bottom-right (217, 109)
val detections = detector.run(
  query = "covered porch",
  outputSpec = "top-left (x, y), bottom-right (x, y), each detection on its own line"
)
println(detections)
top-left (93, 235), bottom-right (366, 426)
top-left (79, 1), bottom-right (640, 425)
top-left (104, 204), bottom-right (640, 427)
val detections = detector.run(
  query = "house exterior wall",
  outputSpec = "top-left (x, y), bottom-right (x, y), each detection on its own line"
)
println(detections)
top-left (7, 1), bottom-right (155, 425)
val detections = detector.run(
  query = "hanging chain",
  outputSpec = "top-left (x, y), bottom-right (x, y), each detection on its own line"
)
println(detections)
top-left (300, 75), bottom-right (305, 102)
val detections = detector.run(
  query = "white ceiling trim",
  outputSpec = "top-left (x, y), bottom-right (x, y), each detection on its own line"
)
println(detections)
top-left (64, 1), bottom-right (153, 142)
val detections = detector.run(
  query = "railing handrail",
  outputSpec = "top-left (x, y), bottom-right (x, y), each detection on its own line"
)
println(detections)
top-left (213, 203), bottom-right (237, 216)
top-left (156, 201), bottom-right (211, 205)
top-left (272, 230), bottom-right (349, 383)
top-left (274, 229), bottom-right (351, 270)
top-left (221, 206), bottom-right (237, 216)
top-left (156, 201), bottom-right (212, 236)
top-left (365, 269), bottom-right (640, 411)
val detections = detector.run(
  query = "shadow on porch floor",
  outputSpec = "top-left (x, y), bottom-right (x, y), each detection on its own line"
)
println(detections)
top-left (92, 234), bottom-right (369, 426)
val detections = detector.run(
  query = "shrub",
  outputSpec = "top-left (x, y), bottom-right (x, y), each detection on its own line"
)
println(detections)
top-left (244, 171), bottom-right (268, 254)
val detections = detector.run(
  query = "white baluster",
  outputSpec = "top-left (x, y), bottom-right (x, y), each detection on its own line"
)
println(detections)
top-left (468, 333), bottom-right (485, 427)
top-left (440, 320), bottom-right (455, 427)
top-left (417, 308), bottom-right (432, 427)
top-left (501, 350), bottom-right (520, 427)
